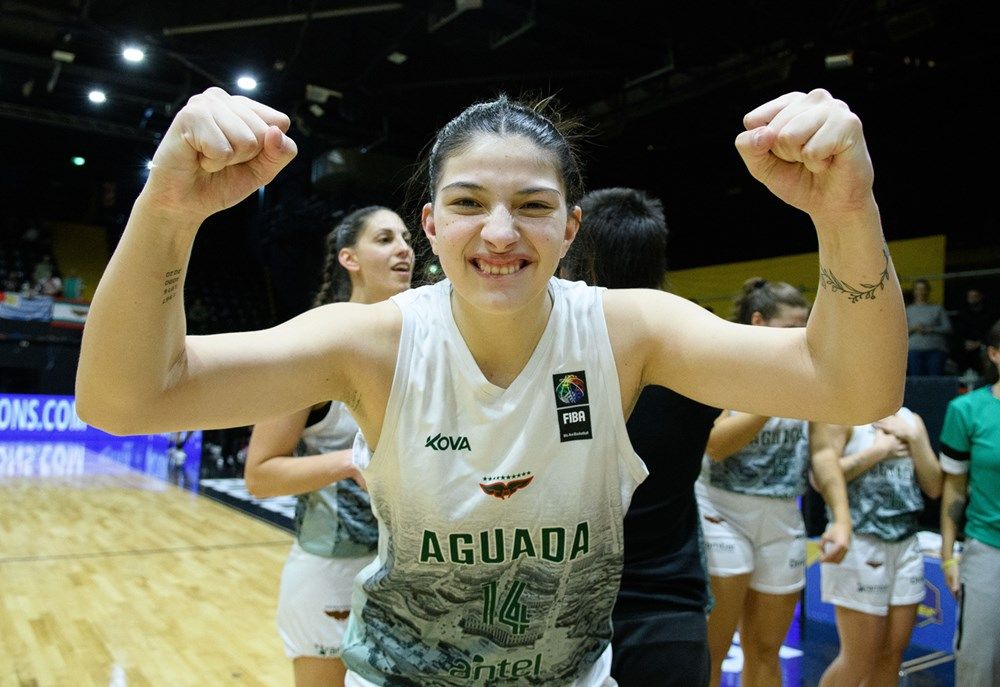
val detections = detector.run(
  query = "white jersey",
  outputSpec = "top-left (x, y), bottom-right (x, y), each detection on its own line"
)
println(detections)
top-left (295, 401), bottom-right (378, 558)
top-left (839, 406), bottom-right (924, 541)
top-left (701, 415), bottom-right (809, 498)
top-left (341, 277), bottom-right (647, 686)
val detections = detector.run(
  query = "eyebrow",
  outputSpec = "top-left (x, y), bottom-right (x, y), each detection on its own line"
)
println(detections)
top-left (439, 181), bottom-right (562, 196)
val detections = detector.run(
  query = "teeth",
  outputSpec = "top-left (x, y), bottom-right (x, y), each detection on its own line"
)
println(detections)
top-left (475, 260), bottom-right (522, 276)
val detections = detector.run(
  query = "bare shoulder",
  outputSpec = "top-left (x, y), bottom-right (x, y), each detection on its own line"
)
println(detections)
top-left (225, 298), bottom-right (403, 404)
top-left (320, 299), bottom-right (402, 342)
top-left (290, 298), bottom-right (402, 439)
top-left (601, 287), bottom-right (713, 354)
top-left (599, 288), bottom-right (708, 409)
top-left (601, 287), bottom-right (686, 322)
top-left (293, 299), bottom-right (402, 352)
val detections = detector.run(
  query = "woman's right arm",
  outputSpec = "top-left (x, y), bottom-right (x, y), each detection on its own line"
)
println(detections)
top-left (938, 397), bottom-right (974, 596)
top-left (704, 411), bottom-right (769, 461)
top-left (244, 408), bottom-right (360, 498)
top-left (75, 89), bottom-right (383, 436)
top-left (940, 472), bottom-right (968, 597)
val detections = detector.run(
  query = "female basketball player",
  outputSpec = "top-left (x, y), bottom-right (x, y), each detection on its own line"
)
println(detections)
top-left (77, 86), bottom-right (906, 685)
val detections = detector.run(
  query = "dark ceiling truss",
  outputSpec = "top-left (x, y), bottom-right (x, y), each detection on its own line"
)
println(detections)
top-left (0, 100), bottom-right (159, 142)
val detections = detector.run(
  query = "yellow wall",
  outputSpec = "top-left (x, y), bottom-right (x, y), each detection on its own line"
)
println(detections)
top-left (666, 235), bottom-right (947, 320)
top-left (50, 222), bottom-right (109, 302)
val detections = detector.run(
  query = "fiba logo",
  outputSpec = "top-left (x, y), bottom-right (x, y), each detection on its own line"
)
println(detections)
top-left (554, 374), bottom-right (586, 405)
top-left (551, 370), bottom-right (592, 442)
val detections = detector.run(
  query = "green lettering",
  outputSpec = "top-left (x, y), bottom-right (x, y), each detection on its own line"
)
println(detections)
top-left (448, 659), bottom-right (471, 678)
top-left (541, 527), bottom-right (565, 562)
top-left (480, 529), bottom-right (505, 563)
top-left (420, 531), bottom-right (444, 563)
top-left (570, 521), bottom-right (590, 560)
top-left (511, 658), bottom-right (533, 677)
top-left (450, 532), bottom-right (474, 565)
top-left (473, 663), bottom-right (496, 680)
top-left (511, 528), bottom-right (536, 560)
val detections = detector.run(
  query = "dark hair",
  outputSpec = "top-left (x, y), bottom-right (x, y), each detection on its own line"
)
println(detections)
top-left (404, 93), bottom-right (587, 286)
top-left (985, 318), bottom-right (1000, 384)
top-left (732, 278), bottom-right (809, 324)
top-left (313, 205), bottom-right (392, 306)
top-left (560, 187), bottom-right (668, 290)
top-left (420, 93), bottom-right (585, 207)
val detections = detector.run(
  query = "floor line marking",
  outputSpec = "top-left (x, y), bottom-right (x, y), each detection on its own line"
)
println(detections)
top-left (0, 539), bottom-right (291, 564)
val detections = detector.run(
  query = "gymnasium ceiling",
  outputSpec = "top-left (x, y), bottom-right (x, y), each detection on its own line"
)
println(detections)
top-left (0, 0), bottom-right (995, 267)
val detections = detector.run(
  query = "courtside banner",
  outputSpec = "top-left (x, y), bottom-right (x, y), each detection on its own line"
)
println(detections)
top-left (0, 293), bottom-right (53, 321)
top-left (0, 393), bottom-right (189, 442)
top-left (51, 301), bottom-right (89, 328)
top-left (0, 393), bottom-right (104, 439)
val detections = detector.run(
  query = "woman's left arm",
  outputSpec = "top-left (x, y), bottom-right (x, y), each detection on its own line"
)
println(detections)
top-left (610, 90), bottom-right (905, 425)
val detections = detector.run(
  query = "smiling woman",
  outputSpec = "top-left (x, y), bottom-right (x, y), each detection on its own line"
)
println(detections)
top-left (242, 205), bottom-right (413, 687)
top-left (75, 86), bottom-right (906, 685)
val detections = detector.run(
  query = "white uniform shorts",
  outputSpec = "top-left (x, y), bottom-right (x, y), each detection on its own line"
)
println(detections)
top-left (695, 481), bottom-right (806, 594)
top-left (821, 532), bottom-right (924, 616)
top-left (277, 541), bottom-right (375, 659)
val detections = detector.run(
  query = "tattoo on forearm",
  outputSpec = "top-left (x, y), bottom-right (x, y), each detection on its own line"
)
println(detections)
top-left (947, 496), bottom-right (967, 528)
top-left (819, 248), bottom-right (891, 303)
top-left (162, 269), bottom-right (182, 304)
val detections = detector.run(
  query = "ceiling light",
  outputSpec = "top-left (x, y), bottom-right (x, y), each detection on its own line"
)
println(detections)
top-left (146, 160), bottom-right (154, 170)
top-left (88, 89), bottom-right (107, 104)
top-left (71, 156), bottom-right (85, 166)
top-left (122, 46), bottom-right (145, 63)
top-left (305, 83), bottom-right (342, 103)
top-left (236, 75), bottom-right (257, 91)
top-left (51, 50), bottom-right (75, 63)
top-left (824, 52), bottom-right (854, 70)
top-left (387, 51), bottom-right (408, 65)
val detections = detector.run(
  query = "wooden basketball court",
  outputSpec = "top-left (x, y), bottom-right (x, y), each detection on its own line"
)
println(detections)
top-left (0, 447), bottom-right (294, 686)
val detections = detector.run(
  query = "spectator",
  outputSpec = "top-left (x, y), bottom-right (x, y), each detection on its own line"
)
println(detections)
top-left (186, 296), bottom-right (211, 334)
top-left (32, 254), bottom-right (53, 286)
top-left (167, 430), bottom-right (193, 467)
top-left (906, 278), bottom-right (952, 376)
top-left (62, 271), bottom-right (84, 300)
top-left (952, 287), bottom-right (997, 380)
top-left (37, 269), bottom-right (63, 297)
top-left (3, 272), bottom-right (20, 292)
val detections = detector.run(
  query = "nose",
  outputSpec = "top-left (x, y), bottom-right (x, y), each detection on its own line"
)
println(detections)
top-left (481, 206), bottom-right (518, 251)
top-left (394, 234), bottom-right (413, 258)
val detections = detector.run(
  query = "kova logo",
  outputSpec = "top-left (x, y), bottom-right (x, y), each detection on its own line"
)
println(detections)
top-left (425, 433), bottom-right (471, 451)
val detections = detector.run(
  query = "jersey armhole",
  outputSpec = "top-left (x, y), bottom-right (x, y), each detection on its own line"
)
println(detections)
top-left (360, 298), bottom-right (414, 470)
top-left (594, 287), bottom-right (649, 487)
